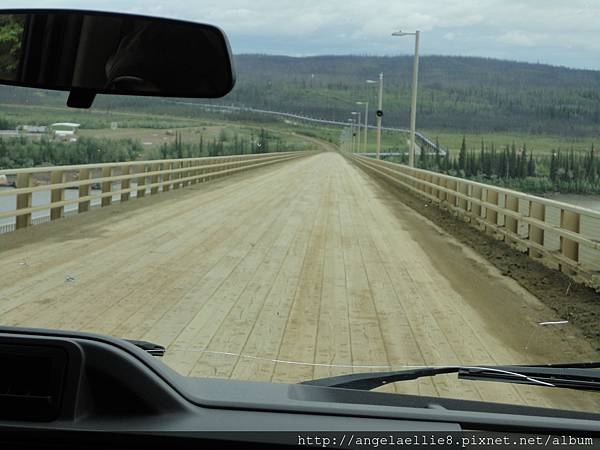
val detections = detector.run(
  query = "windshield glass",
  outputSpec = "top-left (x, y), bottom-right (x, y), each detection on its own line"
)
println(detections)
top-left (0, 0), bottom-right (599, 414)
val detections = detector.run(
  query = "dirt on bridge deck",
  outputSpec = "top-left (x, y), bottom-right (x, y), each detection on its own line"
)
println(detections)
top-left (355, 159), bottom-right (600, 353)
top-left (1, 151), bottom-right (599, 413)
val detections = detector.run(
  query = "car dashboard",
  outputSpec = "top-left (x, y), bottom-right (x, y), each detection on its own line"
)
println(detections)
top-left (0, 327), bottom-right (599, 449)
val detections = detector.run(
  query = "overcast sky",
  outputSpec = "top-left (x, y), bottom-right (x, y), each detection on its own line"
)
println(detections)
top-left (3, 0), bottom-right (599, 70)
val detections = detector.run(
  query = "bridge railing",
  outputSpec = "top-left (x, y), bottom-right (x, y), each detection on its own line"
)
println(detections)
top-left (350, 154), bottom-right (600, 290)
top-left (0, 151), bottom-right (308, 233)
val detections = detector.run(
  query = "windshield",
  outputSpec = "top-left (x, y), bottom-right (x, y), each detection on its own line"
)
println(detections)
top-left (0, 0), bottom-right (599, 415)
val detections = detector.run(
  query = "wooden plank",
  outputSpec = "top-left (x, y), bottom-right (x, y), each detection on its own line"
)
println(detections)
top-left (457, 181), bottom-right (468, 212)
top-left (173, 161), bottom-right (181, 190)
top-left (187, 178), bottom-right (307, 380)
top-left (101, 167), bottom-right (112, 207)
top-left (312, 176), bottom-right (352, 382)
top-left (137, 165), bottom-right (147, 198)
top-left (121, 166), bottom-right (131, 202)
top-left (50, 171), bottom-right (64, 220)
top-left (337, 178), bottom-right (393, 393)
top-left (505, 194), bottom-right (519, 234)
top-left (150, 163), bottom-right (160, 195)
top-left (561, 209), bottom-right (580, 263)
top-left (471, 185), bottom-right (482, 218)
top-left (447, 179), bottom-right (457, 207)
top-left (0, 158), bottom-right (309, 324)
top-left (162, 162), bottom-right (172, 192)
top-left (3, 152), bottom-right (600, 413)
top-left (15, 173), bottom-right (32, 229)
top-left (270, 174), bottom-right (329, 384)
top-left (231, 178), bottom-right (319, 382)
top-left (485, 189), bottom-right (499, 228)
top-left (78, 169), bottom-right (91, 213)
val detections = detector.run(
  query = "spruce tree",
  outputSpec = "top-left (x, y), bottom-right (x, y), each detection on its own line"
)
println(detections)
top-left (458, 136), bottom-right (467, 172)
top-left (527, 151), bottom-right (535, 176)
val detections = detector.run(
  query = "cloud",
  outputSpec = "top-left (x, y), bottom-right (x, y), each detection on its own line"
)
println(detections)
top-left (497, 31), bottom-right (548, 48)
top-left (0, 0), bottom-right (599, 69)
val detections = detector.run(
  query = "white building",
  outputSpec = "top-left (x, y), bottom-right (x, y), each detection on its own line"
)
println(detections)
top-left (50, 123), bottom-right (81, 142)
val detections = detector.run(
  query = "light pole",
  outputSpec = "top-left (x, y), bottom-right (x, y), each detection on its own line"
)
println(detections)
top-left (392, 30), bottom-right (420, 167)
top-left (356, 101), bottom-right (368, 153)
top-left (367, 73), bottom-right (384, 159)
top-left (348, 118), bottom-right (355, 153)
top-left (347, 119), bottom-right (354, 153)
top-left (351, 111), bottom-right (361, 153)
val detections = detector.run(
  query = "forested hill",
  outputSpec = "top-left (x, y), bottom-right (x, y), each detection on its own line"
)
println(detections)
top-left (224, 54), bottom-right (600, 136)
top-left (0, 54), bottom-right (599, 136)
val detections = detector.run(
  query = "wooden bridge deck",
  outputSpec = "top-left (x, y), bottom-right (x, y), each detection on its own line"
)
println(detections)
top-left (1, 151), bottom-right (599, 412)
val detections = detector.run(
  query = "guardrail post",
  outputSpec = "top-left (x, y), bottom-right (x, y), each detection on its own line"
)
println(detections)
top-left (121, 166), bottom-right (131, 203)
top-left (207, 159), bottom-right (214, 181)
top-left (529, 201), bottom-right (545, 258)
top-left (471, 185), bottom-right (482, 219)
top-left (560, 209), bottom-right (580, 264)
top-left (173, 161), bottom-right (181, 190)
top-left (201, 160), bottom-right (209, 182)
top-left (199, 160), bottom-right (206, 183)
top-left (137, 165), bottom-right (147, 198)
top-left (50, 170), bottom-right (64, 220)
top-left (505, 194), bottom-right (519, 235)
top-left (184, 160), bottom-right (190, 185)
top-left (457, 181), bottom-right (468, 214)
top-left (179, 161), bottom-right (185, 187)
top-left (150, 163), bottom-right (159, 195)
top-left (438, 176), bottom-right (447, 203)
top-left (15, 172), bottom-right (32, 229)
top-left (447, 179), bottom-right (457, 208)
top-left (485, 189), bottom-right (499, 232)
top-left (220, 157), bottom-right (226, 178)
top-left (425, 173), bottom-right (432, 195)
top-left (191, 161), bottom-right (199, 185)
top-left (162, 162), bottom-right (171, 192)
top-left (213, 158), bottom-right (220, 180)
top-left (101, 167), bottom-right (112, 207)
top-left (180, 161), bottom-right (188, 187)
top-left (78, 168), bottom-right (91, 213)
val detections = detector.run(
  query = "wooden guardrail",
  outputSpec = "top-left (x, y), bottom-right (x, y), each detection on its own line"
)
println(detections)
top-left (0, 151), bottom-right (309, 233)
top-left (350, 154), bottom-right (600, 290)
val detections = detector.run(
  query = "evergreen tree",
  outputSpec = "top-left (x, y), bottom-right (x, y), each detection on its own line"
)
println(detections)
top-left (587, 144), bottom-right (595, 180)
top-left (527, 150), bottom-right (536, 176)
top-left (509, 142), bottom-right (517, 178)
top-left (479, 139), bottom-right (485, 175)
top-left (518, 145), bottom-right (527, 178)
top-left (458, 136), bottom-right (467, 172)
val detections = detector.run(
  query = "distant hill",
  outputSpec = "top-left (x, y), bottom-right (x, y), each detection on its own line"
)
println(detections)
top-left (0, 54), bottom-right (599, 136)
top-left (221, 54), bottom-right (600, 136)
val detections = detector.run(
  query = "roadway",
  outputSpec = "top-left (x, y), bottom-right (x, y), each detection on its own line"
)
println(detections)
top-left (0, 151), bottom-right (599, 412)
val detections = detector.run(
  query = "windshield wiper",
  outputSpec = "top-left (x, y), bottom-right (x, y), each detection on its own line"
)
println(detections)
top-left (300, 362), bottom-right (600, 392)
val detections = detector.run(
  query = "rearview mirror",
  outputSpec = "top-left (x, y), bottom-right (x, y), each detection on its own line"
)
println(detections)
top-left (0, 9), bottom-right (236, 108)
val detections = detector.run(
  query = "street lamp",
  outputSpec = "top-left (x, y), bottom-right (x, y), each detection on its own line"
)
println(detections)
top-left (347, 118), bottom-right (355, 153)
top-left (351, 111), bottom-right (361, 153)
top-left (346, 119), bottom-right (354, 153)
top-left (356, 101), bottom-right (369, 153)
top-left (367, 73), bottom-right (384, 160)
top-left (392, 29), bottom-right (420, 167)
